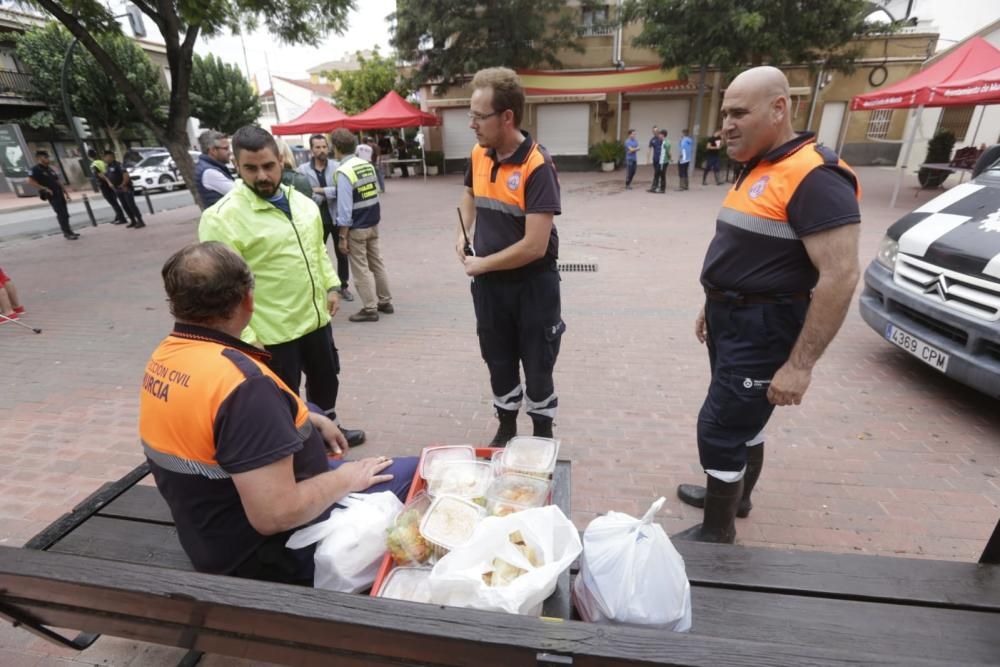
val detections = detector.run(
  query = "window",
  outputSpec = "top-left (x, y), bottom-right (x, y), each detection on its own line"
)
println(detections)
top-left (866, 109), bottom-right (893, 139)
top-left (936, 105), bottom-right (975, 141)
top-left (261, 96), bottom-right (276, 117)
top-left (579, 5), bottom-right (613, 36)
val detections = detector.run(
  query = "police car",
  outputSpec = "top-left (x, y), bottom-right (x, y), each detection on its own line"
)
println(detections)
top-left (859, 146), bottom-right (1000, 398)
top-left (128, 151), bottom-right (201, 191)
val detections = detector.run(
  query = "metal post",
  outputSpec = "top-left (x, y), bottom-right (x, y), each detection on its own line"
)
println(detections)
top-left (61, 38), bottom-right (91, 182)
top-left (142, 187), bottom-right (154, 215)
top-left (82, 194), bottom-right (97, 226)
top-left (891, 105), bottom-right (923, 209)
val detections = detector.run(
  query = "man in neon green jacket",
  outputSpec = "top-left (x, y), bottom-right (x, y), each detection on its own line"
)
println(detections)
top-left (199, 126), bottom-right (365, 447)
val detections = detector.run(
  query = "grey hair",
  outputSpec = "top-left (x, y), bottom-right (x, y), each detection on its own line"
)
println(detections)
top-left (198, 130), bottom-right (227, 154)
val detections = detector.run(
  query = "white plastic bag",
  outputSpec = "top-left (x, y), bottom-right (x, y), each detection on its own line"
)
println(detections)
top-left (286, 491), bottom-right (402, 592)
top-left (428, 504), bottom-right (582, 615)
top-left (573, 497), bottom-right (692, 632)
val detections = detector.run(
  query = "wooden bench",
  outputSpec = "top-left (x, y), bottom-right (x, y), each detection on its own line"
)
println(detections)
top-left (2, 460), bottom-right (999, 666)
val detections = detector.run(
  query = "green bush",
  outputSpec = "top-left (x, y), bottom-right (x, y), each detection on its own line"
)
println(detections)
top-left (423, 150), bottom-right (444, 170)
top-left (588, 140), bottom-right (625, 165)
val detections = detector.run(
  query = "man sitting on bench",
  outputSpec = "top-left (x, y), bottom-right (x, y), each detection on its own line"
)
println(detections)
top-left (139, 241), bottom-right (418, 585)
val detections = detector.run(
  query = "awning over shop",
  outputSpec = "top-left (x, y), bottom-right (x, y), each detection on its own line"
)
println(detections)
top-left (518, 66), bottom-right (688, 95)
top-left (850, 37), bottom-right (1000, 110)
top-left (271, 99), bottom-right (349, 135)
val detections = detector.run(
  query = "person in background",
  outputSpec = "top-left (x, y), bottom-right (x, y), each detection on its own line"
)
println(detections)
top-left (657, 129), bottom-right (672, 193)
top-left (103, 150), bottom-right (145, 229)
top-left (367, 136), bottom-right (385, 193)
top-left (195, 130), bottom-right (235, 210)
top-left (677, 129), bottom-right (693, 191)
top-left (87, 148), bottom-right (126, 225)
top-left (276, 138), bottom-right (313, 198)
top-left (296, 134), bottom-right (353, 302)
top-left (624, 129), bottom-right (639, 190)
top-left (703, 130), bottom-right (724, 185)
top-left (27, 150), bottom-right (78, 240)
top-left (0, 266), bottom-right (26, 324)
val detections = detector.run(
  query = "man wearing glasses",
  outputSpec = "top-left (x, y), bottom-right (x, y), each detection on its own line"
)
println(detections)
top-left (195, 130), bottom-right (235, 210)
top-left (456, 67), bottom-right (565, 446)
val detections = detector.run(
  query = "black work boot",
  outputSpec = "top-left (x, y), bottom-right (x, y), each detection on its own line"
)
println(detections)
top-left (531, 416), bottom-right (553, 439)
top-left (490, 408), bottom-right (518, 447)
top-left (677, 445), bottom-right (763, 518)
top-left (672, 476), bottom-right (743, 544)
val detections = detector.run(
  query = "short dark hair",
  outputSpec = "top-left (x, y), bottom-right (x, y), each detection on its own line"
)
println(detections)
top-left (659, 130), bottom-right (668, 137)
top-left (471, 67), bottom-right (525, 126)
top-left (231, 126), bottom-right (277, 161)
top-left (35, 150), bottom-right (49, 158)
top-left (330, 128), bottom-right (356, 154)
top-left (162, 242), bottom-right (254, 324)
top-left (103, 149), bottom-right (114, 157)
top-left (309, 134), bottom-right (327, 149)
top-left (87, 149), bottom-right (97, 159)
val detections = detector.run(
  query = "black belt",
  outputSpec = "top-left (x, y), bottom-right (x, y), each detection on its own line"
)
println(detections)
top-left (705, 289), bottom-right (811, 305)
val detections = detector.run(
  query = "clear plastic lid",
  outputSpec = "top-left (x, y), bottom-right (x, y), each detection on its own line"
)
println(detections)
top-left (419, 494), bottom-right (484, 552)
top-left (490, 449), bottom-right (506, 477)
top-left (386, 492), bottom-right (434, 565)
top-left (486, 473), bottom-right (551, 516)
top-left (378, 566), bottom-right (433, 603)
top-left (419, 445), bottom-right (476, 480)
top-left (503, 437), bottom-right (559, 476)
top-left (426, 461), bottom-right (492, 501)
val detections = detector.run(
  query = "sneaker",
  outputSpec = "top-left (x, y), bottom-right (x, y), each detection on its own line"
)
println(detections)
top-left (13, 306), bottom-right (25, 315)
top-left (377, 302), bottom-right (394, 314)
top-left (348, 309), bottom-right (379, 322)
top-left (340, 287), bottom-right (354, 302)
top-left (64, 232), bottom-right (80, 240)
top-left (0, 312), bottom-right (17, 323)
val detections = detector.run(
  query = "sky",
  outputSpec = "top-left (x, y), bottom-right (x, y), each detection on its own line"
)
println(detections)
top-left (114, 0), bottom-right (395, 85)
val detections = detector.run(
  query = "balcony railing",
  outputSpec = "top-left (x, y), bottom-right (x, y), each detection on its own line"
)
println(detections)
top-left (578, 22), bottom-right (616, 37)
top-left (0, 69), bottom-right (37, 98)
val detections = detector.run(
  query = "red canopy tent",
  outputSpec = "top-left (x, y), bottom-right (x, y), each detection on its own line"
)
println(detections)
top-left (928, 65), bottom-right (1000, 106)
top-left (341, 90), bottom-right (440, 130)
top-left (851, 37), bottom-right (1000, 111)
top-left (848, 37), bottom-right (1000, 206)
top-left (271, 99), bottom-right (349, 136)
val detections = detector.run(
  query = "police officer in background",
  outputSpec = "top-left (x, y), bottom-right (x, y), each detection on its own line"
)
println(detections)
top-left (27, 150), bottom-right (78, 240)
top-left (457, 67), bottom-right (565, 446)
top-left (103, 150), bottom-right (145, 229)
top-left (674, 66), bottom-right (860, 544)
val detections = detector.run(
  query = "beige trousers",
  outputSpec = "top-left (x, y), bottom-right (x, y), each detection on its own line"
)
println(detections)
top-left (347, 225), bottom-right (392, 311)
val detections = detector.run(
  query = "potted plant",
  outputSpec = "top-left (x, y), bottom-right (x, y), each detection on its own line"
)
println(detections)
top-left (423, 150), bottom-right (444, 176)
top-left (918, 129), bottom-right (956, 188)
top-left (588, 140), bottom-right (624, 172)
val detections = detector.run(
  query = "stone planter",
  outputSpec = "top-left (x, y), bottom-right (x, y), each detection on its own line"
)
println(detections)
top-left (601, 161), bottom-right (615, 172)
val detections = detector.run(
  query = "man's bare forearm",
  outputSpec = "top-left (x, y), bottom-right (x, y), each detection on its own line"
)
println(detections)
top-left (787, 268), bottom-right (858, 371)
top-left (263, 469), bottom-right (353, 534)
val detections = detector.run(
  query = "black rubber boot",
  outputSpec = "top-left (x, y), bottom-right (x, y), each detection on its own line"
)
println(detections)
top-left (672, 476), bottom-right (743, 544)
top-left (531, 416), bottom-right (553, 438)
top-left (490, 408), bottom-right (518, 447)
top-left (677, 445), bottom-right (763, 518)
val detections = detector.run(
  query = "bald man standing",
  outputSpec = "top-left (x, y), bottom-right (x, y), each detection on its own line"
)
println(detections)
top-left (674, 66), bottom-right (861, 544)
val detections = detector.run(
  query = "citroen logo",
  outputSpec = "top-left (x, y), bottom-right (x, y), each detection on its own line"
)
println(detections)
top-left (923, 274), bottom-right (949, 300)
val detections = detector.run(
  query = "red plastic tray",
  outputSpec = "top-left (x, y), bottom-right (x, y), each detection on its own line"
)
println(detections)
top-left (371, 447), bottom-right (499, 597)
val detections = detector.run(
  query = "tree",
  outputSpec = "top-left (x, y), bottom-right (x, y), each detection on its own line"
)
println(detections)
top-left (190, 53), bottom-right (261, 134)
top-left (15, 23), bottom-right (168, 155)
top-left (325, 49), bottom-right (410, 115)
top-left (621, 0), bottom-right (891, 168)
top-left (28, 0), bottom-right (355, 206)
top-left (391, 0), bottom-right (583, 91)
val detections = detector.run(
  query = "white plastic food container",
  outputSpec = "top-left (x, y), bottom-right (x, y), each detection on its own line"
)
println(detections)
top-left (426, 460), bottom-right (492, 505)
top-left (503, 437), bottom-right (559, 478)
top-left (419, 494), bottom-right (484, 558)
top-left (419, 445), bottom-right (476, 480)
top-left (385, 492), bottom-right (434, 565)
top-left (486, 473), bottom-right (551, 516)
top-left (377, 566), bottom-right (433, 603)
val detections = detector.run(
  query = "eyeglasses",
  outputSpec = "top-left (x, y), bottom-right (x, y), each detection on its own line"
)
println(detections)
top-left (467, 110), bottom-right (501, 122)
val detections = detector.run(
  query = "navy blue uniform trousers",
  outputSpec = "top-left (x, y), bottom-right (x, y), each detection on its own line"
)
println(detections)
top-left (697, 298), bottom-right (808, 473)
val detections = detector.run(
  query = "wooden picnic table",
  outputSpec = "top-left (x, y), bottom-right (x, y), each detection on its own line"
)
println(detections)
top-left (1, 458), bottom-right (999, 666)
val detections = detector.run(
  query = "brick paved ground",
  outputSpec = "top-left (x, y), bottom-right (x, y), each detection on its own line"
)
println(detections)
top-left (1, 166), bottom-right (997, 664)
